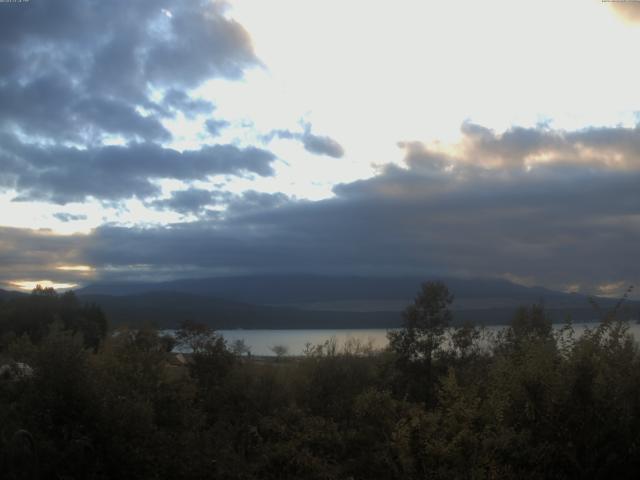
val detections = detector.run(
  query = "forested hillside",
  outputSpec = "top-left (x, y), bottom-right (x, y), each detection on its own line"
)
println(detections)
top-left (2, 283), bottom-right (640, 478)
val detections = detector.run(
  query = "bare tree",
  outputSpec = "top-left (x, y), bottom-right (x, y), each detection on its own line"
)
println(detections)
top-left (269, 344), bottom-right (288, 360)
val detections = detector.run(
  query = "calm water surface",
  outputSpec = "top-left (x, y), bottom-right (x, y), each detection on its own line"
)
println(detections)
top-left (212, 322), bottom-right (640, 356)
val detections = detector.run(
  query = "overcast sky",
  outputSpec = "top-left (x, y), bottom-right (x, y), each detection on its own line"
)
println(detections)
top-left (1, 0), bottom-right (639, 297)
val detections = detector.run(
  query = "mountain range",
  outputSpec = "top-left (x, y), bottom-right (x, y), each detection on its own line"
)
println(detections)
top-left (65, 275), bottom-right (639, 329)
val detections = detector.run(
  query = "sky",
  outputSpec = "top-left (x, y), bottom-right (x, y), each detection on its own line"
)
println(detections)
top-left (0, 0), bottom-right (639, 297)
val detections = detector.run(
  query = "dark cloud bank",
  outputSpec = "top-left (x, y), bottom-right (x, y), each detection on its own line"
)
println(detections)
top-left (0, 0), bottom-right (275, 204)
top-left (3, 123), bottom-right (640, 295)
top-left (1, 139), bottom-right (276, 204)
top-left (0, 0), bottom-right (257, 142)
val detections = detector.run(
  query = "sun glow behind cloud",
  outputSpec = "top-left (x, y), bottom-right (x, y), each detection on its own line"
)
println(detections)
top-left (161, 0), bottom-right (640, 209)
top-left (225, 0), bottom-right (640, 143)
top-left (56, 265), bottom-right (93, 273)
top-left (8, 280), bottom-right (79, 292)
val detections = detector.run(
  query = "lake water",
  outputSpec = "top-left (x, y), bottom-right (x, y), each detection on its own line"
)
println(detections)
top-left (213, 322), bottom-right (640, 356)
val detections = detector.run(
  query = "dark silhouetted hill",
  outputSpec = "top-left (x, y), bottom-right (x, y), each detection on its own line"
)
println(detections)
top-left (77, 291), bottom-right (399, 329)
top-left (74, 275), bottom-right (639, 328)
top-left (78, 275), bottom-right (566, 304)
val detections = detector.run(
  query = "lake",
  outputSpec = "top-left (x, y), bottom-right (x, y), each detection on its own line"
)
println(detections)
top-left (210, 322), bottom-right (640, 356)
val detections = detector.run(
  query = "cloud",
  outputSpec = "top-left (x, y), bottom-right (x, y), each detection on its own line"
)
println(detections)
top-left (53, 213), bottom-right (88, 223)
top-left (143, 2), bottom-right (259, 87)
top-left (205, 118), bottom-right (231, 137)
top-left (0, 226), bottom-right (90, 286)
top-left (162, 89), bottom-right (214, 118)
top-left (149, 188), bottom-right (292, 218)
top-left (0, 0), bottom-right (258, 143)
top-left (265, 123), bottom-right (345, 158)
top-left (149, 188), bottom-right (230, 215)
top-left (301, 132), bottom-right (345, 158)
top-left (0, 76), bottom-right (172, 143)
top-left (2, 123), bottom-right (639, 295)
top-left (411, 121), bottom-right (640, 171)
top-left (0, 1), bottom-right (271, 210)
top-left (86, 123), bottom-right (640, 290)
top-left (225, 190), bottom-right (291, 215)
top-left (1, 138), bottom-right (277, 204)
top-left (608, 2), bottom-right (640, 23)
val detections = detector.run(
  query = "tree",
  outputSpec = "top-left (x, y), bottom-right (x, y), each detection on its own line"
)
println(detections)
top-left (230, 338), bottom-right (251, 357)
top-left (387, 281), bottom-right (453, 403)
top-left (500, 303), bottom-right (553, 352)
top-left (175, 320), bottom-right (234, 390)
top-left (451, 321), bottom-right (481, 360)
top-left (388, 281), bottom-right (453, 362)
top-left (0, 288), bottom-right (107, 350)
top-left (269, 344), bottom-right (288, 360)
top-left (175, 319), bottom-right (219, 354)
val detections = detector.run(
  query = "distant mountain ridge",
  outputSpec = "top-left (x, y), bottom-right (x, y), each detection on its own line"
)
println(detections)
top-left (74, 275), bottom-right (639, 329)
top-left (78, 275), bottom-right (562, 304)
top-left (0, 288), bottom-right (25, 301)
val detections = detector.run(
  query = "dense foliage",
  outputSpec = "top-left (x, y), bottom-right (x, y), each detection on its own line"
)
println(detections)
top-left (1, 283), bottom-right (639, 479)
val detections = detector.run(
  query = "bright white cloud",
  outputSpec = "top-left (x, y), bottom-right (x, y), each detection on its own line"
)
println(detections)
top-left (226, 0), bottom-right (640, 153)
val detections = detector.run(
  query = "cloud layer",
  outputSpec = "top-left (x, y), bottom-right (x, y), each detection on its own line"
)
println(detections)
top-left (2, 123), bottom-right (638, 295)
top-left (0, 1), bottom-right (637, 297)
top-left (1, 139), bottom-right (276, 204)
top-left (0, 0), bottom-right (257, 143)
top-left (0, 0), bottom-right (280, 207)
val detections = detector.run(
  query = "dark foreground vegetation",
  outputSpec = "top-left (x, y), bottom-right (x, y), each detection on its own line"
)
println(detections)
top-left (1, 283), bottom-right (639, 479)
